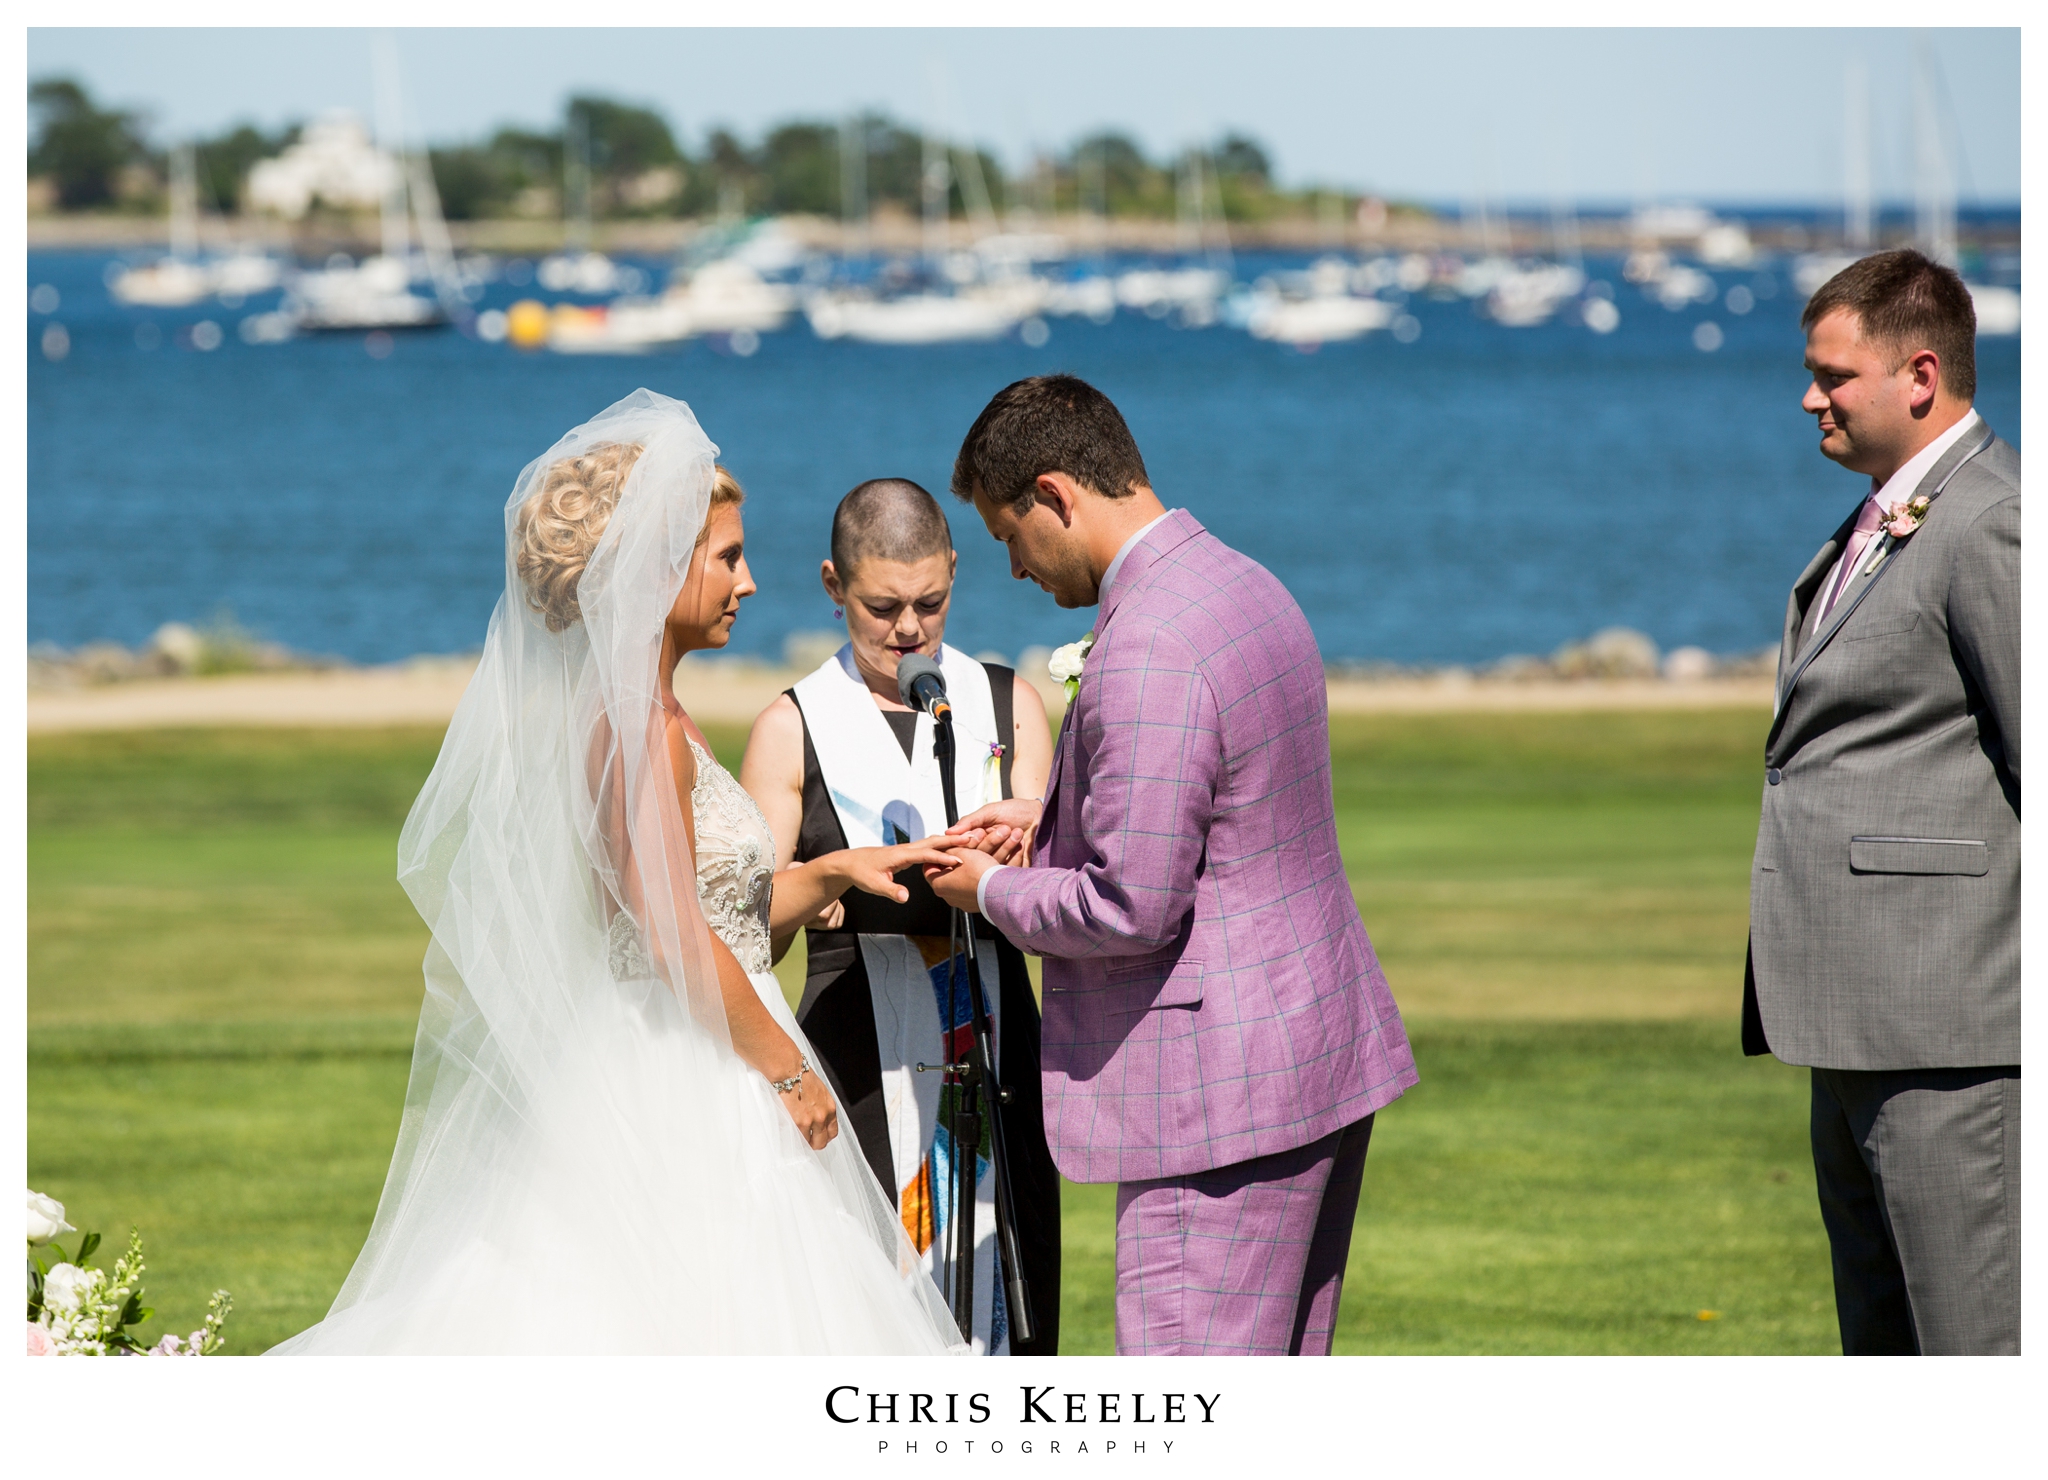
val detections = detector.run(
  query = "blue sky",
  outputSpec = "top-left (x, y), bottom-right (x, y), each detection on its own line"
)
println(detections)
top-left (26, 27), bottom-right (2020, 205)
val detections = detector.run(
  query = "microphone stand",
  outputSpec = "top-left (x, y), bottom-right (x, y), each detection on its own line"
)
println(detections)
top-left (919, 702), bottom-right (1036, 1349)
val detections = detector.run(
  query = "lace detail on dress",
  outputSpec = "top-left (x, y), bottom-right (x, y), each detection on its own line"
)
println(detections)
top-left (607, 911), bottom-right (656, 981)
top-left (687, 738), bottom-right (776, 975)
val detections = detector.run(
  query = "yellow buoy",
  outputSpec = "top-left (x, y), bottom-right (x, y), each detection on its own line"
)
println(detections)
top-left (506, 299), bottom-right (551, 350)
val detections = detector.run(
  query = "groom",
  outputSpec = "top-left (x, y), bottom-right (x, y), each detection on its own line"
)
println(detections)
top-left (928, 374), bottom-right (1417, 1355)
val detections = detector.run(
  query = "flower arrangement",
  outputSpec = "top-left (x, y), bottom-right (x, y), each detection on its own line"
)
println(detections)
top-left (1048, 632), bottom-right (1096, 703)
top-left (26, 1188), bottom-right (231, 1357)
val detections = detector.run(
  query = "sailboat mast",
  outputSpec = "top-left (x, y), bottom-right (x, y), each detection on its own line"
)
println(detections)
top-left (1913, 41), bottom-right (1956, 266)
top-left (839, 112), bottom-right (869, 260)
top-left (565, 105), bottom-right (593, 255)
top-left (168, 143), bottom-right (199, 262)
top-left (922, 126), bottom-right (948, 265)
top-left (372, 34), bottom-right (412, 265)
top-left (1844, 55), bottom-right (1873, 251)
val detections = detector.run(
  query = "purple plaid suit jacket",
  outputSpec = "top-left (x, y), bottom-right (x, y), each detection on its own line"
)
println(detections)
top-left (983, 510), bottom-right (1417, 1183)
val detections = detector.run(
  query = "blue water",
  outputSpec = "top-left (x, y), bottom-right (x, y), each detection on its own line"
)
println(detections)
top-left (27, 249), bottom-right (2021, 669)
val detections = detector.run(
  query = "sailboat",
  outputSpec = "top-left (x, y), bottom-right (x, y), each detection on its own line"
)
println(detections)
top-left (268, 44), bottom-right (456, 335)
top-left (805, 124), bottom-right (1038, 345)
top-left (537, 107), bottom-right (633, 297)
top-left (109, 145), bottom-right (215, 308)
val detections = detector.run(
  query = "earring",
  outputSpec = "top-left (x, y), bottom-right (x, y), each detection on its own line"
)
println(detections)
top-left (833, 606), bottom-right (844, 620)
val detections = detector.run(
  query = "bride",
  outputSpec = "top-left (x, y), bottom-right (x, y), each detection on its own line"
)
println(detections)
top-left (273, 390), bottom-right (965, 1354)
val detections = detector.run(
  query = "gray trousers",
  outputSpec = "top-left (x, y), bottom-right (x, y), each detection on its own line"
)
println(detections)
top-left (1810, 1066), bottom-right (2020, 1354)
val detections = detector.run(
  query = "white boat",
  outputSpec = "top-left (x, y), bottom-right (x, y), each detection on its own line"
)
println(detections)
top-left (806, 290), bottom-right (1025, 345)
top-left (1115, 266), bottom-right (1229, 318)
top-left (544, 299), bottom-right (690, 354)
top-left (1243, 289), bottom-right (1396, 346)
top-left (1484, 263), bottom-right (1587, 327)
top-left (1040, 275), bottom-right (1117, 322)
top-left (208, 251), bottom-right (283, 299)
top-left (658, 258), bottom-right (796, 334)
top-left (1794, 253), bottom-right (1863, 299)
top-left (110, 257), bottom-right (215, 308)
top-left (537, 250), bottom-right (639, 296)
top-left (1968, 284), bottom-right (2021, 336)
top-left (1452, 256), bottom-right (1515, 299)
top-left (285, 254), bottom-right (444, 331)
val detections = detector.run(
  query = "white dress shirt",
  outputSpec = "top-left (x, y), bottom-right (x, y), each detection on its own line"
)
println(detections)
top-left (974, 510), bottom-right (1174, 913)
top-left (1813, 409), bottom-right (1980, 625)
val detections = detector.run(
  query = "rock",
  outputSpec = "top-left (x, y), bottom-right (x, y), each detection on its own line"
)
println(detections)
top-left (75, 642), bottom-right (140, 684)
top-left (150, 622), bottom-right (204, 672)
top-left (1549, 641), bottom-right (1593, 679)
top-left (1485, 654), bottom-right (1552, 683)
top-left (1585, 627), bottom-right (1660, 678)
top-left (1662, 646), bottom-right (1715, 682)
top-left (782, 629), bottom-right (843, 672)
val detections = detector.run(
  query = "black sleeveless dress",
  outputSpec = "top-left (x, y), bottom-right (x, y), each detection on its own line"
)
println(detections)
top-left (788, 665), bottom-right (1062, 1354)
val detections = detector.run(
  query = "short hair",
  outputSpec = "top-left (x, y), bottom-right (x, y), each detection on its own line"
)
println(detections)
top-left (1802, 248), bottom-right (1977, 402)
top-left (516, 447), bottom-right (743, 633)
top-left (949, 374), bottom-right (1151, 513)
top-left (829, 478), bottom-right (953, 579)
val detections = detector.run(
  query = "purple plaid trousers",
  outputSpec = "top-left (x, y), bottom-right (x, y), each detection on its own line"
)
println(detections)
top-left (983, 510), bottom-right (1416, 1353)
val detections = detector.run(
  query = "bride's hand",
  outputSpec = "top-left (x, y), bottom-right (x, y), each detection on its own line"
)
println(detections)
top-left (776, 1060), bottom-right (840, 1151)
top-left (837, 842), bottom-right (962, 902)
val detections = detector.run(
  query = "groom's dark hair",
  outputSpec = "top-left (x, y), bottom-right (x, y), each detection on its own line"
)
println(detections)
top-left (1802, 248), bottom-right (1977, 402)
top-left (950, 374), bottom-right (1151, 513)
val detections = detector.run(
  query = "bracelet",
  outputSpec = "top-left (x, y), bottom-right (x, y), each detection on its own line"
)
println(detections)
top-left (769, 1056), bottom-right (811, 1095)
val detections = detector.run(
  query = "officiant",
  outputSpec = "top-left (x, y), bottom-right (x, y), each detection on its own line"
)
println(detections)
top-left (739, 478), bottom-right (1060, 1356)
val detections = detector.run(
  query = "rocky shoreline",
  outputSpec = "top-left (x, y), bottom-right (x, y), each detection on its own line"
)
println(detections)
top-left (26, 624), bottom-right (1774, 734)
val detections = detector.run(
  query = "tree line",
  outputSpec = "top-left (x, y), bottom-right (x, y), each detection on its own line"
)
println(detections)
top-left (30, 75), bottom-right (1349, 224)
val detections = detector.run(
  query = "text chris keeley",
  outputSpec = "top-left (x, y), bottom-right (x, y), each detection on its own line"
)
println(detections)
top-left (826, 1388), bottom-right (1220, 1426)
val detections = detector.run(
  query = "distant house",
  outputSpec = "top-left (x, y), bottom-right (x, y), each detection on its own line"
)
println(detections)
top-left (246, 112), bottom-right (400, 218)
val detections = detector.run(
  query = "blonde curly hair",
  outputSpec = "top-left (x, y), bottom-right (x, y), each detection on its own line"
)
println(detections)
top-left (515, 445), bottom-right (744, 632)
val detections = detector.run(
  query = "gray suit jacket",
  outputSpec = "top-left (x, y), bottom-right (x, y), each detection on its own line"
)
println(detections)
top-left (1745, 421), bottom-right (2019, 1070)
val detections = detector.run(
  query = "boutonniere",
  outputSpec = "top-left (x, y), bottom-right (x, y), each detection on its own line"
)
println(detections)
top-left (1047, 632), bottom-right (1095, 703)
top-left (983, 740), bottom-right (1005, 794)
top-left (1863, 494), bottom-right (1932, 576)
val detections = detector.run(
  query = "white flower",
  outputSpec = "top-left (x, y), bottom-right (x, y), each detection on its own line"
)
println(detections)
top-left (41, 1262), bottom-right (93, 1315)
top-left (1047, 632), bottom-right (1096, 685)
top-left (27, 1188), bottom-right (73, 1246)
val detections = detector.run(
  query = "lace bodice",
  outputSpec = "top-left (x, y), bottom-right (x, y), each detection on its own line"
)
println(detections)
top-left (687, 738), bottom-right (776, 975)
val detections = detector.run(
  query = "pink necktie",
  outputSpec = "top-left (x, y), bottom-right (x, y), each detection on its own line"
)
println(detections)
top-left (1815, 495), bottom-right (1888, 626)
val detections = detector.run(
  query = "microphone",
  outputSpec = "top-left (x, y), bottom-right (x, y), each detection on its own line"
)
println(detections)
top-left (896, 653), bottom-right (951, 721)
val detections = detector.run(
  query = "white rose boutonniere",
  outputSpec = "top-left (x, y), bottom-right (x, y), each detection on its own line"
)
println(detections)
top-left (1047, 631), bottom-right (1096, 703)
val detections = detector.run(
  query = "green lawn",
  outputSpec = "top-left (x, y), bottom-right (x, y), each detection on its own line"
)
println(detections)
top-left (27, 709), bottom-right (1833, 1355)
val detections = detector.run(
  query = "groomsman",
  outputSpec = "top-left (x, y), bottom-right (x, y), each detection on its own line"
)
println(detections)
top-left (1746, 249), bottom-right (2019, 1354)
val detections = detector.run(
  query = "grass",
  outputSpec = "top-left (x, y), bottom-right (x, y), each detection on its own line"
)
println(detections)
top-left (27, 708), bottom-right (1835, 1354)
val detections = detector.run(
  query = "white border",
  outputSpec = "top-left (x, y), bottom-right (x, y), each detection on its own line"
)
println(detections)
top-left (16, 8), bottom-right (2034, 1473)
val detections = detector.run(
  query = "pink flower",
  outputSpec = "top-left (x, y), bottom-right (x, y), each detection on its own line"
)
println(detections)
top-left (1884, 497), bottom-right (1930, 540)
top-left (27, 1321), bottom-right (54, 1356)
top-left (147, 1334), bottom-right (185, 1356)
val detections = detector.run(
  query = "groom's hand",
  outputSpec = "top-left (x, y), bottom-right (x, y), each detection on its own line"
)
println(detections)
top-left (925, 844), bottom-right (999, 913)
top-left (948, 798), bottom-right (1042, 866)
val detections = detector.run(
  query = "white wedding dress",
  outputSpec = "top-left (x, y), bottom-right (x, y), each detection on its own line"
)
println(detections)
top-left (273, 390), bottom-right (961, 1355)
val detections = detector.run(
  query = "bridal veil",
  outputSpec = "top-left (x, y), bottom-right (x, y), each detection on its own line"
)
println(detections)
top-left (274, 390), bottom-right (959, 1353)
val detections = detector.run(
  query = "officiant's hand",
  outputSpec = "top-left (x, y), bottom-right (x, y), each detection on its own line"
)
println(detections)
top-left (925, 844), bottom-right (998, 913)
top-left (947, 798), bottom-right (1043, 866)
